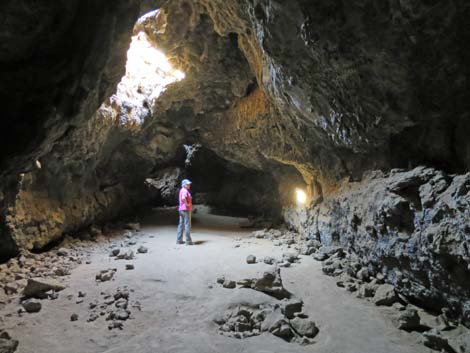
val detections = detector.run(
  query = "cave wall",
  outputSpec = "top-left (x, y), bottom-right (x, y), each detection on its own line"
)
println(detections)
top-left (284, 167), bottom-right (470, 326)
top-left (140, 0), bottom-right (470, 191)
top-left (0, 0), bottom-right (141, 176)
top-left (0, 0), bottom-right (143, 259)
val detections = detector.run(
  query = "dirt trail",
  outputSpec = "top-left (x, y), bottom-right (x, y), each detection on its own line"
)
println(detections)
top-left (0, 208), bottom-right (431, 353)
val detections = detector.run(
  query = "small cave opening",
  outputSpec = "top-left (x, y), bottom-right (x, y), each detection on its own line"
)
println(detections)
top-left (144, 146), bottom-right (283, 220)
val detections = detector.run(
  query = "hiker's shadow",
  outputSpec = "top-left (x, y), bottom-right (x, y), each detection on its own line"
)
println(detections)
top-left (193, 240), bottom-right (207, 245)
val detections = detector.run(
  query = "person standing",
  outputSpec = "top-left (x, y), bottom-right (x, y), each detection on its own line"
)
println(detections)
top-left (176, 179), bottom-right (193, 245)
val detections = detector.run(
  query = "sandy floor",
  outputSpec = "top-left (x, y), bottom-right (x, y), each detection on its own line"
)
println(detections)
top-left (0, 208), bottom-right (432, 353)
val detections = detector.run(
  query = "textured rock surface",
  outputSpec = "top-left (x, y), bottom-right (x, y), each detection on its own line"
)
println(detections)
top-left (285, 167), bottom-right (470, 326)
top-left (0, 0), bottom-right (469, 333)
top-left (0, 0), bottom-right (142, 260)
top-left (0, 0), bottom-right (140, 175)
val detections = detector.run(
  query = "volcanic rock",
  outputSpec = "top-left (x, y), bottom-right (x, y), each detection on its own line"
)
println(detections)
top-left (21, 299), bottom-right (42, 313)
top-left (137, 246), bottom-right (148, 254)
top-left (373, 284), bottom-right (398, 306)
top-left (290, 317), bottom-right (319, 338)
top-left (0, 331), bottom-right (18, 353)
top-left (246, 255), bottom-right (256, 264)
top-left (23, 278), bottom-right (66, 298)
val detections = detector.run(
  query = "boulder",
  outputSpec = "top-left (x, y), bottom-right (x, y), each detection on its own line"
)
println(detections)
top-left (137, 246), bottom-right (148, 254)
top-left (395, 308), bottom-right (421, 331)
top-left (373, 284), bottom-right (397, 306)
top-left (23, 278), bottom-right (66, 298)
top-left (281, 298), bottom-right (303, 319)
top-left (223, 280), bottom-right (236, 289)
top-left (290, 317), bottom-right (319, 338)
top-left (282, 252), bottom-right (299, 263)
top-left (246, 255), bottom-right (256, 264)
top-left (22, 299), bottom-right (42, 313)
top-left (0, 331), bottom-right (18, 353)
top-left (422, 329), bottom-right (454, 352)
top-left (263, 257), bottom-right (276, 265)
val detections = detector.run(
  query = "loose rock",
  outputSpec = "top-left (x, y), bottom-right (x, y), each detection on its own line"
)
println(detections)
top-left (373, 284), bottom-right (397, 306)
top-left (290, 317), bottom-right (319, 338)
top-left (22, 299), bottom-right (42, 313)
top-left (246, 255), bottom-right (256, 264)
top-left (23, 277), bottom-right (66, 298)
top-left (137, 246), bottom-right (148, 254)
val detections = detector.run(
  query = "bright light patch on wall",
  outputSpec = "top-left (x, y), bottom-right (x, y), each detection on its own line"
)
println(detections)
top-left (124, 32), bottom-right (185, 85)
top-left (295, 188), bottom-right (307, 204)
top-left (107, 31), bottom-right (186, 125)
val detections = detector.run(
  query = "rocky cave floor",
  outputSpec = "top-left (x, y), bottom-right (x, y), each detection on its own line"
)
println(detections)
top-left (0, 206), bottom-right (468, 353)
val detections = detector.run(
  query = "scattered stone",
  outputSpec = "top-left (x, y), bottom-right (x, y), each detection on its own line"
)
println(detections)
top-left (54, 267), bottom-right (71, 276)
top-left (115, 298), bottom-right (128, 309)
top-left (236, 279), bottom-right (253, 288)
top-left (56, 248), bottom-right (69, 256)
top-left (263, 257), bottom-right (276, 265)
top-left (346, 282), bottom-right (358, 292)
top-left (70, 313), bottom-right (78, 321)
top-left (87, 313), bottom-right (99, 322)
top-left (373, 284), bottom-right (397, 306)
top-left (23, 277), bottom-right (66, 298)
top-left (251, 267), bottom-right (292, 300)
top-left (252, 230), bottom-right (267, 239)
top-left (216, 302), bottom-right (313, 344)
top-left (395, 308), bottom-right (421, 331)
top-left (22, 299), bottom-right (42, 313)
top-left (282, 252), bottom-right (299, 263)
top-left (116, 250), bottom-right (134, 260)
top-left (108, 321), bottom-right (124, 330)
top-left (223, 280), bottom-right (236, 289)
top-left (78, 291), bottom-right (86, 298)
top-left (281, 298), bottom-right (303, 319)
top-left (47, 290), bottom-right (59, 300)
top-left (290, 317), bottom-right (319, 338)
top-left (104, 297), bottom-right (115, 305)
top-left (422, 329), bottom-right (454, 352)
top-left (0, 331), bottom-right (19, 353)
top-left (356, 267), bottom-right (369, 281)
top-left (125, 264), bottom-right (135, 270)
top-left (444, 325), bottom-right (470, 353)
top-left (96, 269), bottom-right (117, 282)
top-left (114, 288), bottom-right (130, 300)
top-left (3, 283), bottom-right (20, 295)
top-left (137, 246), bottom-right (148, 254)
top-left (300, 246), bottom-right (316, 256)
top-left (115, 309), bottom-right (130, 321)
top-left (356, 283), bottom-right (377, 298)
top-left (271, 321), bottom-right (293, 340)
top-left (313, 252), bottom-right (328, 261)
top-left (216, 276), bottom-right (225, 284)
top-left (246, 255), bottom-right (256, 264)
top-left (110, 249), bottom-right (120, 257)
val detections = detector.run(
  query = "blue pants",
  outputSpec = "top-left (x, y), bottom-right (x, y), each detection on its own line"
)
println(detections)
top-left (176, 211), bottom-right (192, 243)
